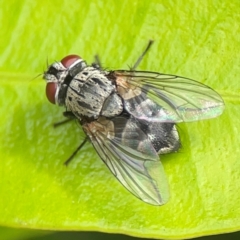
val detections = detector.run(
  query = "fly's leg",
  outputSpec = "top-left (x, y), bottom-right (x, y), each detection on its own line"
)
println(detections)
top-left (53, 111), bottom-right (88, 165)
top-left (131, 40), bottom-right (154, 70)
top-left (53, 118), bottom-right (74, 128)
top-left (53, 111), bottom-right (76, 128)
top-left (92, 41), bottom-right (153, 71)
top-left (64, 137), bottom-right (88, 166)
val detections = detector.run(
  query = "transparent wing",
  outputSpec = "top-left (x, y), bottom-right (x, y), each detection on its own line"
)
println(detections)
top-left (113, 70), bottom-right (225, 122)
top-left (82, 116), bottom-right (169, 205)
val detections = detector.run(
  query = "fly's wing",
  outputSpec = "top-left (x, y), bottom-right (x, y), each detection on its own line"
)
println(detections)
top-left (82, 116), bottom-right (169, 205)
top-left (113, 70), bottom-right (224, 122)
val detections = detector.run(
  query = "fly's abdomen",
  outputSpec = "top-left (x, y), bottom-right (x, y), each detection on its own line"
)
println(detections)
top-left (65, 68), bottom-right (123, 119)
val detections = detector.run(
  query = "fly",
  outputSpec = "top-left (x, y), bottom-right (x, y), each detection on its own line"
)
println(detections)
top-left (43, 41), bottom-right (224, 205)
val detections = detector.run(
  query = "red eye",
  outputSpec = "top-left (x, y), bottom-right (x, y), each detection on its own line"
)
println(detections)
top-left (46, 82), bottom-right (57, 104)
top-left (61, 55), bottom-right (81, 68)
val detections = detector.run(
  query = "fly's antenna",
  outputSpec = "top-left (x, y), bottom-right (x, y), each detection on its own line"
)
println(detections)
top-left (131, 40), bottom-right (154, 70)
top-left (32, 73), bottom-right (43, 80)
top-left (31, 56), bottom-right (49, 81)
top-left (46, 56), bottom-right (49, 68)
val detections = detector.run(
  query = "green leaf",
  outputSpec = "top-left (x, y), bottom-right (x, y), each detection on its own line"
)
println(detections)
top-left (0, 0), bottom-right (239, 239)
top-left (0, 226), bottom-right (51, 240)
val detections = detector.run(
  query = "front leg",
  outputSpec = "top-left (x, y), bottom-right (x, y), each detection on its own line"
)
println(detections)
top-left (53, 111), bottom-right (76, 128)
top-left (63, 111), bottom-right (76, 119)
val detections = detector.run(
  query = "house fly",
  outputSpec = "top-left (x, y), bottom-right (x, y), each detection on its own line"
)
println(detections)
top-left (43, 41), bottom-right (224, 205)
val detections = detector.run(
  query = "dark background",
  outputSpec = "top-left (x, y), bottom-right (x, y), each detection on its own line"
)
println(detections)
top-left (27, 230), bottom-right (240, 240)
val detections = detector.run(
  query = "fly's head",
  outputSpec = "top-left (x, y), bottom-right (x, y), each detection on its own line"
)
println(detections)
top-left (43, 55), bottom-right (87, 106)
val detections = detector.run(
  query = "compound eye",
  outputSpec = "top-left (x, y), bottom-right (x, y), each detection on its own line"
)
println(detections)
top-left (61, 55), bottom-right (81, 68)
top-left (46, 82), bottom-right (57, 104)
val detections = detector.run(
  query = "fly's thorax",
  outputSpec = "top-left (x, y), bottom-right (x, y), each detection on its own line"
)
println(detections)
top-left (65, 67), bottom-right (123, 119)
